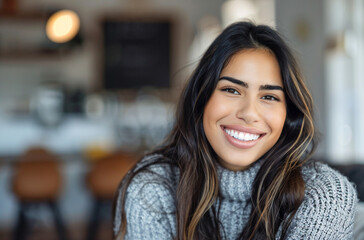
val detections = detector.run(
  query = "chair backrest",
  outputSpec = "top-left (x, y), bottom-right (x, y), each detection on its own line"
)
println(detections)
top-left (12, 147), bottom-right (62, 201)
top-left (87, 152), bottom-right (138, 199)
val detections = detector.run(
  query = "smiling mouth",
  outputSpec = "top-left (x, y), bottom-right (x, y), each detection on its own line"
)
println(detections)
top-left (223, 127), bottom-right (262, 141)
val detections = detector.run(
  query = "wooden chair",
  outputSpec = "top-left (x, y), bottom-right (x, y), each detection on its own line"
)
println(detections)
top-left (85, 152), bottom-right (137, 240)
top-left (12, 147), bottom-right (67, 240)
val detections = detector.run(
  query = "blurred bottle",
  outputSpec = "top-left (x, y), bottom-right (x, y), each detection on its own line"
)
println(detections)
top-left (30, 81), bottom-right (65, 127)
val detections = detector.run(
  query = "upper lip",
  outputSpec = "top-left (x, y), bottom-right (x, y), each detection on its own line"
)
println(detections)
top-left (221, 125), bottom-right (266, 135)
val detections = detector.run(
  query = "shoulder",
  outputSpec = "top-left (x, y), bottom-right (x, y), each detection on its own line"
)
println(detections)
top-left (113, 154), bottom-right (179, 237)
top-left (126, 154), bottom-right (179, 212)
top-left (286, 162), bottom-right (358, 239)
top-left (301, 161), bottom-right (357, 210)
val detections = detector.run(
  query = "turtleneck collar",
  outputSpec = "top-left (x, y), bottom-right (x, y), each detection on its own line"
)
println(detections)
top-left (216, 160), bottom-right (263, 202)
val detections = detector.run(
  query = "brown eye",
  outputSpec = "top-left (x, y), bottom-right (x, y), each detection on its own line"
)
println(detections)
top-left (222, 88), bottom-right (240, 95)
top-left (262, 95), bottom-right (279, 101)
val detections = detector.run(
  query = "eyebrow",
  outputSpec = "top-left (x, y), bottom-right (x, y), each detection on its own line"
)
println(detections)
top-left (219, 76), bottom-right (284, 91)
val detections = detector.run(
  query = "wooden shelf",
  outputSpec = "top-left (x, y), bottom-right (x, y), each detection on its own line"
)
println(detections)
top-left (0, 47), bottom-right (79, 61)
top-left (0, 10), bottom-right (47, 20)
top-left (0, 10), bottom-right (80, 60)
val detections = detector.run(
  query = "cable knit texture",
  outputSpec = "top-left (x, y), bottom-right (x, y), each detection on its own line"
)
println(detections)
top-left (114, 154), bottom-right (357, 239)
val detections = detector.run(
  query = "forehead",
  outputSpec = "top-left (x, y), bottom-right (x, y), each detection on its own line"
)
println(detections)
top-left (220, 48), bottom-right (283, 87)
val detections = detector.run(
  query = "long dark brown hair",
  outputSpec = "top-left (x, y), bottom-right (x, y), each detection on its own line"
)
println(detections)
top-left (114, 21), bottom-right (317, 240)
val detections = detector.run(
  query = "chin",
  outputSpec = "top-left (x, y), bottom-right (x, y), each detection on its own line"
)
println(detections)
top-left (218, 155), bottom-right (258, 171)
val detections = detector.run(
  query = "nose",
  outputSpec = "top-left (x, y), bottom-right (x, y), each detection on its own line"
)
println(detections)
top-left (236, 98), bottom-right (259, 123)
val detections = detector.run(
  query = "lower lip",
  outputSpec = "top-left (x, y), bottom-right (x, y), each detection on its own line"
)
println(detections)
top-left (221, 127), bottom-right (263, 149)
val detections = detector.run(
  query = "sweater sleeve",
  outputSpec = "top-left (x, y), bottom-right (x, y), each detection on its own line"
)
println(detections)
top-left (114, 163), bottom-right (177, 240)
top-left (285, 163), bottom-right (358, 240)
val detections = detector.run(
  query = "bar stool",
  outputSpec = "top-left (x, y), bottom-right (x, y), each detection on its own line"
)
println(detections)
top-left (12, 147), bottom-right (67, 240)
top-left (85, 152), bottom-right (137, 240)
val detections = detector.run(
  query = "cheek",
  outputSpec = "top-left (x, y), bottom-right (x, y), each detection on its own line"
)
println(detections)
top-left (264, 107), bottom-right (287, 134)
top-left (204, 95), bottom-right (231, 123)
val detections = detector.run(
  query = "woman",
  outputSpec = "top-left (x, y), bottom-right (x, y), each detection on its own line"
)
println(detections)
top-left (113, 21), bottom-right (357, 240)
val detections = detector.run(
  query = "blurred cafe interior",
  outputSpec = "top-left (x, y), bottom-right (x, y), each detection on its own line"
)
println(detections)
top-left (1, 0), bottom-right (364, 239)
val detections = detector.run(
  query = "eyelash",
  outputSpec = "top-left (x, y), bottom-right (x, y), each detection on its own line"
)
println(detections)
top-left (221, 87), bottom-right (280, 101)
top-left (221, 87), bottom-right (240, 95)
top-left (261, 95), bottom-right (280, 101)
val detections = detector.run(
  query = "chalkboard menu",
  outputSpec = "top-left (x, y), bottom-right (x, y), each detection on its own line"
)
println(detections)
top-left (103, 19), bottom-right (171, 89)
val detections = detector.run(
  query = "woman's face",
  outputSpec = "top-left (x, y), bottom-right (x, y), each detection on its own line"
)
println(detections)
top-left (203, 49), bottom-right (287, 171)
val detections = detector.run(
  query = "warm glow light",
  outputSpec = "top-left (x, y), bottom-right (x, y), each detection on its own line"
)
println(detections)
top-left (46, 10), bottom-right (80, 43)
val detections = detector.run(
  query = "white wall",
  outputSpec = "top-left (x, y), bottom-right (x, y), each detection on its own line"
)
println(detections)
top-left (324, 0), bottom-right (364, 162)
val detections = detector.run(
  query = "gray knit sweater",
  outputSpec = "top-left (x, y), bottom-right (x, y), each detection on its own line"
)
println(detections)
top-left (114, 154), bottom-right (357, 239)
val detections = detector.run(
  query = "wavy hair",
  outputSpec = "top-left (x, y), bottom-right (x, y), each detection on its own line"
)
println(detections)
top-left (115, 21), bottom-right (317, 240)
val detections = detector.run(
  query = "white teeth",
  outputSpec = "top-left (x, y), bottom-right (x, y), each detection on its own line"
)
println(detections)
top-left (238, 132), bottom-right (244, 139)
top-left (224, 128), bottom-right (260, 141)
top-left (246, 133), bottom-right (252, 140)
